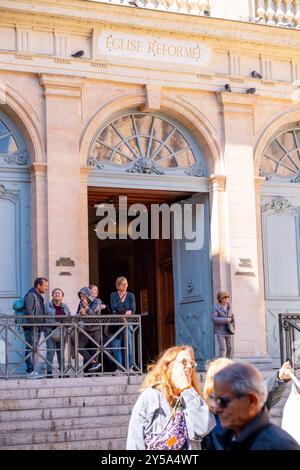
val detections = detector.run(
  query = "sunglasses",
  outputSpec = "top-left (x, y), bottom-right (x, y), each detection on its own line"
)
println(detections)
top-left (208, 394), bottom-right (245, 409)
top-left (222, 296), bottom-right (230, 299)
top-left (175, 358), bottom-right (197, 369)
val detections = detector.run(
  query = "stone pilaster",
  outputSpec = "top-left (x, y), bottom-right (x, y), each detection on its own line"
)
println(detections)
top-left (39, 74), bottom-right (85, 310)
top-left (29, 162), bottom-right (48, 281)
top-left (208, 174), bottom-right (230, 298)
top-left (217, 92), bottom-right (269, 362)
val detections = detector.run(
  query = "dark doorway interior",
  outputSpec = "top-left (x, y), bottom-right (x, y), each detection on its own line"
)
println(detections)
top-left (97, 236), bottom-right (158, 368)
top-left (88, 186), bottom-right (193, 369)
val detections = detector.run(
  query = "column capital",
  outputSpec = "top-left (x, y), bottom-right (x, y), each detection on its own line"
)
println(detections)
top-left (208, 174), bottom-right (226, 192)
top-left (29, 162), bottom-right (47, 174)
top-left (39, 74), bottom-right (85, 98)
top-left (80, 165), bottom-right (91, 181)
top-left (254, 176), bottom-right (265, 192)
top-left (217, 91), bottom-right (257, 115)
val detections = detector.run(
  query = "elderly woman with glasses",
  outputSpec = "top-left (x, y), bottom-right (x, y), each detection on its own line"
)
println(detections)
top-left (212, 291), bottom-right (235, 359)
top-left (126, 345), bottom-right (215, 450)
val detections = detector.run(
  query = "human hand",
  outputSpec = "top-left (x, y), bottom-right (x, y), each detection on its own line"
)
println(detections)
top-left (226, 318), bottom-right (232, 324)
top-left (171, 360), bottom-right (191, 391)
top-left (79, 307), bottom-right (87, 316)
top-left (278, 361), bottom-right (293, 381)
top-left (125, 310), bottom-right (132, 316)
top-left (100, 304), bottom-right (106, 310)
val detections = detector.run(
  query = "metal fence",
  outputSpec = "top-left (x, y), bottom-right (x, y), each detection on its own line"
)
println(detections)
top-left (0, 315), bottom-right (142, 379)
top-left (279, 313), bottom-right (300, 370)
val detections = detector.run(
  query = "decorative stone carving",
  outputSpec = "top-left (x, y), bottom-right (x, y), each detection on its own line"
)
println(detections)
top-left (290, 171), bottom-right (300, 183)
top-left (185, 163), bottom-right (205, 177)
top-left (4, 149), bottom-right (29, 166)
top-left (0, 184), bottom-right (18, 203)
top-left (261, 197), bottom-right (295, 214)
top-left (87, 156), bottom-right (104, 170)
top-left (127, 158), bottom-right (164, 175)
top-left (259, 169), bottom-right (270, 180)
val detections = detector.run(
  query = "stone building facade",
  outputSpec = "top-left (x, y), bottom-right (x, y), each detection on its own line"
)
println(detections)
top-left (1, 0), bottom-right (300, 369)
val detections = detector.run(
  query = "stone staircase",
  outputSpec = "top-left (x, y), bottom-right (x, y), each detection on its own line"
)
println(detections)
top-left (0, 369), bottom-right (292, 450)
top-left (0, 375), bottom-right (143, 450)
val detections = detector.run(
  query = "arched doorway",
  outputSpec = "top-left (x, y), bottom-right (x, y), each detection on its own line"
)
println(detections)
top-left (259, 124), bottom-right (300, 366)
top-left (87, 110), bottom-right (214, 369)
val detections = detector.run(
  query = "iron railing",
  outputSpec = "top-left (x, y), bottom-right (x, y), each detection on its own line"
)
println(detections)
top-left (0, 315), bottom-right (142, 379)
top-left (279, 313), bottom-right (300, 369)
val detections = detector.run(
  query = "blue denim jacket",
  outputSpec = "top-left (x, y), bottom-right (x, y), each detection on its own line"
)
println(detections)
top-left (126, 386), bottom-right (215, 450)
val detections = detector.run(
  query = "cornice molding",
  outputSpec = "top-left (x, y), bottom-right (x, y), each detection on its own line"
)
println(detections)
top-left (1, 1), bottom-right (300, 55)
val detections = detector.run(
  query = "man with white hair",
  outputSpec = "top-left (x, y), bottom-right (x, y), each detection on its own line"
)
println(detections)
top-left (212, 362), bottom-right (300, 450)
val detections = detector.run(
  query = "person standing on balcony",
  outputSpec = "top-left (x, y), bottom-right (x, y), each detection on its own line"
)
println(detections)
top-left (23, 277), bottom-right (48, 379)
top-left (44, 288), bottom-right (71, 377)
top-left (76, 286), bottom-right (103, 373)
top-left (87, 284), bottom-right (106, 372)
top-left (212, 291), bottom-right (235, 358)
top-left (110, 276), bottom-right (136, 373)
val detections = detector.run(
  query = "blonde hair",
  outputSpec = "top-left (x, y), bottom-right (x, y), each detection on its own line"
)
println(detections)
top-left (116, 276), bottom-right (128, 289)
top-left (141, 345), bottom-right (202, 407)
top-left (203, 357), bottom-right (234, 402)
top-left (217, 291), bottom-right (230, 303)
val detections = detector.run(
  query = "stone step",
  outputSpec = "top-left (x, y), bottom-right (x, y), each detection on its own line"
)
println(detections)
top-left (0, 393), bottom-right (138, 411)
top-left (0, 383), bottom-right (140, 400)
top-left (0, 438), bottom-right (126, 450)
top-left (0, 425), bottom-right (128, 447)
top-left (0, 413), bottom-right (130, 433)
top-left (0, 374), bottom-right (144, 389)
top-left (0, 403), bottom-right (133, 422)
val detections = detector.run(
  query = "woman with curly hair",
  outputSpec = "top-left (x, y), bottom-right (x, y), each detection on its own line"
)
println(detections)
top-left (126, 345), bottom-right (215, 450)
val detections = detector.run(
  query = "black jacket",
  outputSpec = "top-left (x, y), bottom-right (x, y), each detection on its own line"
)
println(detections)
top-left (217, 407), bottom-right (300, 450)
top-left (202, 372), bottom-right (291, 450)
top-left (23, 287), bottom-right (45, 329)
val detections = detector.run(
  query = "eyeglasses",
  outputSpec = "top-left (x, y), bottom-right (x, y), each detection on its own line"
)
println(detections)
top-left (175, 358), bottom-right (197, 369)
top-left (208, 394), bottom-right (245, 409)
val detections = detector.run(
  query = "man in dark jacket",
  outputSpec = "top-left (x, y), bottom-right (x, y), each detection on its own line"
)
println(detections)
top-left (212, 362), bottom-right (300, 450)
top-left (23, 277), bottom-right (48, 379)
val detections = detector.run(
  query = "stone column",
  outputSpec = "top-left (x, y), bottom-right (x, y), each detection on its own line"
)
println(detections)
top-left (29, 162), bottom-right (48, 281)
top-left (39, 74), bottom-right (86, 311)
top-left (216, 92), bottom-right (269, 364)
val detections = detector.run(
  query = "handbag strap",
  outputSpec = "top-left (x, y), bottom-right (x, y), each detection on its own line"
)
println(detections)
top-left (149, 395), bottom-right (181, 447)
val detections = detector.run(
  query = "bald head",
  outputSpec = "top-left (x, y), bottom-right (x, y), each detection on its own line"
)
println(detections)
top-left (214, 362), bottom-right (268, 408)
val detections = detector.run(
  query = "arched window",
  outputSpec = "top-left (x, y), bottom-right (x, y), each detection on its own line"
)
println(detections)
top-left (0, 112), bottom-right (28, 166)
top-left (260, 127), bottom-right (300, 183)
top-left (88, 112), bottom-right (205, 176)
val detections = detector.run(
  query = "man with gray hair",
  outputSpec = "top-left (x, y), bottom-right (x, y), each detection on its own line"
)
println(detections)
top-left (212, 362), bottom-right (300, 450)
